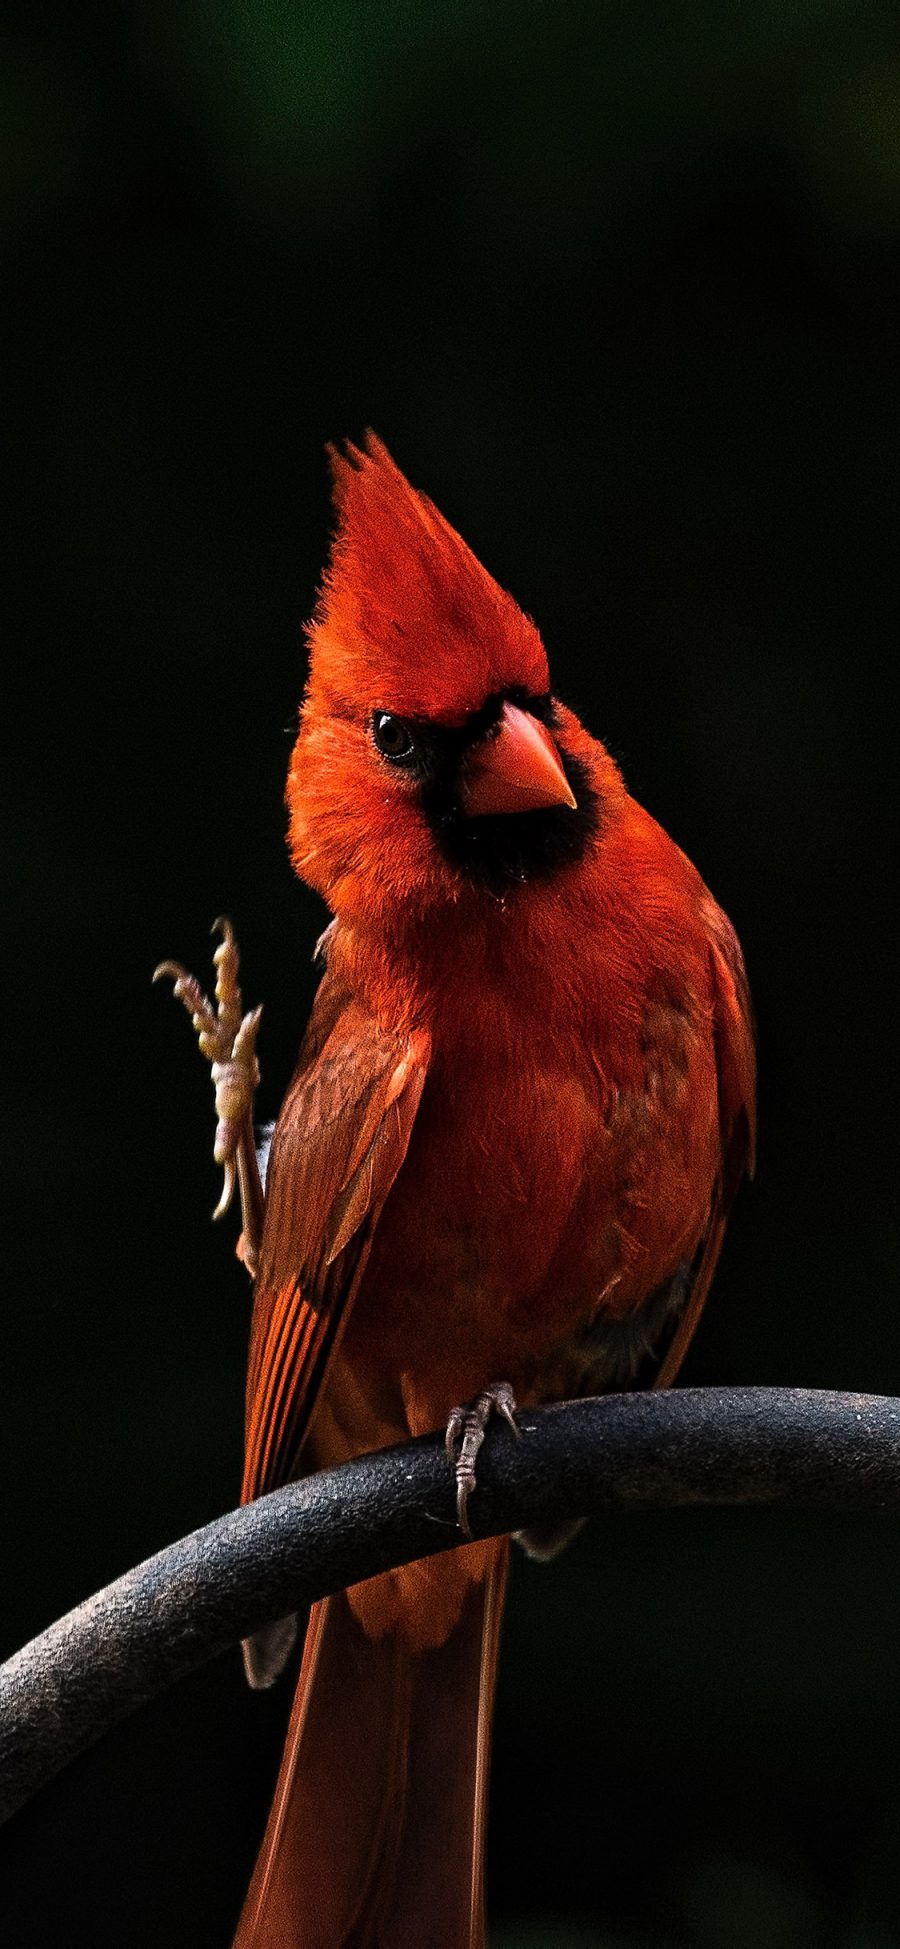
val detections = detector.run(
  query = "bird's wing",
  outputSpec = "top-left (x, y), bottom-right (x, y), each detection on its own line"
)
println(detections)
top-left (241, 966), bottom-right (430, 1505)
top-left (652, 900), bottom-right (756, 1390)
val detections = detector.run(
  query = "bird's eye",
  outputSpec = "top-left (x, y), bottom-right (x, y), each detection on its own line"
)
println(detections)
top-left (372, 712), bottom-right (416, 763)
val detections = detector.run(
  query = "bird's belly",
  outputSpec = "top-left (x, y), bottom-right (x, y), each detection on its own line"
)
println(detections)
top-left (316, 1034), bottom-right (717, 1458)
top-left (307, 1030), bottom-right (719, 1649)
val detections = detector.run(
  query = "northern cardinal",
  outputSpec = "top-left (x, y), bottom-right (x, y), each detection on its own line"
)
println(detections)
top-left (159, 435), bottom-right (755, 1948)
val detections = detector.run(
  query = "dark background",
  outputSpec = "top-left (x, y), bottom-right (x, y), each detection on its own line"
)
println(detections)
top-left (3, 3), bottom-right (899, 1944)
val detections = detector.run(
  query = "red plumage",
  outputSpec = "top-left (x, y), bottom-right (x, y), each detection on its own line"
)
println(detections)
top-left (233, 435), bottom-right (755, 1947)
top-left (306, 435), bottom-right (548, 724)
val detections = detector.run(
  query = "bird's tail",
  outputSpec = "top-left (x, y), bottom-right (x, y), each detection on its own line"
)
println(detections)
top-left (233, 1543), bottom-right (509, 1949)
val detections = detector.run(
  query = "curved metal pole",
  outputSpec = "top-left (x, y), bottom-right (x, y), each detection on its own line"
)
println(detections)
top-left (1, 1386), bottom-right (899, 1824)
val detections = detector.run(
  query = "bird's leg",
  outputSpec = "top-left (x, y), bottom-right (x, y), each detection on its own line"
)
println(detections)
top-left (445, 1381), bottom-right (519, 1537)
top-left (154, 917), bottom-right (264, 1276)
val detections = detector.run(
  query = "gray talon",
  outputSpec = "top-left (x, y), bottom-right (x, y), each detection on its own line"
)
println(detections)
top-left (444, 1382), bottom-right (519, 1537)
top-left (155, 920), bottom-right (262, 1229)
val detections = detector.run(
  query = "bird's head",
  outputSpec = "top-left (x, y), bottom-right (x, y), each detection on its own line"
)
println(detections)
top-left (288, 435), bottom-right (615, 926)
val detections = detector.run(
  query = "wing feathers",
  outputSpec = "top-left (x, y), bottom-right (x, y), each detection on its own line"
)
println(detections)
top-left (327, 1068), bottom-right (427, 1265)
top-left (652, 901), bottom-right (756, 1391)
top-left (242, 972), bottom-right (430, 1505)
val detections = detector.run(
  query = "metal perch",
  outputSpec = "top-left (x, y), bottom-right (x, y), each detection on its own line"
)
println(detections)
top-left (1, 1386), bottom-right (898, 1825)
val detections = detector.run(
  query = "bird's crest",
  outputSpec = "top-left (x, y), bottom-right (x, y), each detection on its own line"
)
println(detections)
top-left (306, 434), bottom-right (549, 722)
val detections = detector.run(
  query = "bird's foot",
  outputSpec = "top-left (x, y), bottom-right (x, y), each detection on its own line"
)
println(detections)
top-left (445, 1381), bottom-right (519, 1537)
top-left (154, 919), bottom-right (263, 1253)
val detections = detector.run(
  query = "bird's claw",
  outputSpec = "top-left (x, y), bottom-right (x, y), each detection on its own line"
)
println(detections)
top-left (445, 1381), bottom-right (519, 1537)
top-left (154, 917), bottom-right (262, 1221)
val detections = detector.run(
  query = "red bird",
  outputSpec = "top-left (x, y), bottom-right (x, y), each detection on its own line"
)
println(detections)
top-left (159, 435), bottom-right (755, 1948)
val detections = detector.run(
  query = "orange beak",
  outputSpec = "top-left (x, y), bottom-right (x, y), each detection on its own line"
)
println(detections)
top-left (459, 701), bottom-right (577, 818)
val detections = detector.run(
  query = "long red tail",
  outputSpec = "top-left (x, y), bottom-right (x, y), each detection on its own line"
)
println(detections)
top-left (234, 1546), bottom-right (509, 1949)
